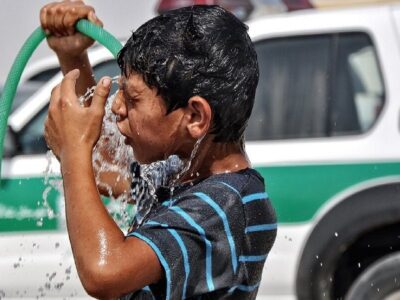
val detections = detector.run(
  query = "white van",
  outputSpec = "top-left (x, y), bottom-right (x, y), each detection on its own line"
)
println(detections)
top-left (2, 3), bottom-right (400, 299)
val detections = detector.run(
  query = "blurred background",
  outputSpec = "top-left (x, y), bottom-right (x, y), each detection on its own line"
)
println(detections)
top-left (3, 0), bottom-right (400, 84)
top-left (0, 0), bottom-right (158, 84)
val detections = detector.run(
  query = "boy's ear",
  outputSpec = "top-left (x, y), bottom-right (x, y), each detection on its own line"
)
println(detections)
top-left (184, 96), bottom-right (212, 139)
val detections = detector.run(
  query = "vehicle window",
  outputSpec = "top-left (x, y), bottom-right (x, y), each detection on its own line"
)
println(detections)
top-left (27, 67), bottom-right (60, 82)
top-left (17, 106), bottom-right (48, 155)
top-left (246, 32), bottom-right (384, 141)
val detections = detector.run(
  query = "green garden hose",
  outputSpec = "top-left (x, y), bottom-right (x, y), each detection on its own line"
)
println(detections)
top-left (0, 19), bottom-right (123, 179)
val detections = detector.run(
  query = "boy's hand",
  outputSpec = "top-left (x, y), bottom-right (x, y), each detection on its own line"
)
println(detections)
top-left (40, 0), bottom-right (103, 59)
top-left (44, 70), bottom-right (111, 161)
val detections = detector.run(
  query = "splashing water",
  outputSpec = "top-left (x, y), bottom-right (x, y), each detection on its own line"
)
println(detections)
top-left (132, 137), bottom-right (204, 226)
top-left (78, 75), bottom-right (120, 106)
top-left (42, 76), bottom-right (135, 229)
top-left (133, 155), bottom-right (185, 226)
top-left (169, 136), bottom-right (205, 197)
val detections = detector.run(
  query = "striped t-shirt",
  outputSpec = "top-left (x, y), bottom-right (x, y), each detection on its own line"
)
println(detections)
top-left (125, 168), bottom-right (277, 299)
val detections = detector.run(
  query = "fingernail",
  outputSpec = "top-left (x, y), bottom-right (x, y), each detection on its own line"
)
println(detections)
top-left (102, 77), bottom-right (111, 87)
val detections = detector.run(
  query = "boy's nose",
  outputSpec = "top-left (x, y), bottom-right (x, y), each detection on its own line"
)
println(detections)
top-left (111, 91), bottom-right (127, 120)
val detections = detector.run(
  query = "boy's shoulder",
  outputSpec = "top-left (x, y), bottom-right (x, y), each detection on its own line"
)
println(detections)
top-left (178, 167), bottom-right (265, 199)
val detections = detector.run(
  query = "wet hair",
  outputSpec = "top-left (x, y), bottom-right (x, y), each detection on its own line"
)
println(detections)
top-left (117, 5), bottom-right (259, 143)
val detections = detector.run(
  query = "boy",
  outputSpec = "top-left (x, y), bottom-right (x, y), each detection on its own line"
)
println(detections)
top-left (41, 1), bottom-right (277, 299)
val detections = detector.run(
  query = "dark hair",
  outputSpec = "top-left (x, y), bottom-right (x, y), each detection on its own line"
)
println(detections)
top-left (117, 5), bottom-right (259, 142)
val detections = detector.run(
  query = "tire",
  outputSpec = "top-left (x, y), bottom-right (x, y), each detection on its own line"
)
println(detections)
top-left (345, 252), bottom-right (400, 300)
top-left (296, 183), bottom-right (400, 300)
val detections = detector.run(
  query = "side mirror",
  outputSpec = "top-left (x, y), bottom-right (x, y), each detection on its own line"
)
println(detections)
top-left (3, 126), bottom-right (18, 158)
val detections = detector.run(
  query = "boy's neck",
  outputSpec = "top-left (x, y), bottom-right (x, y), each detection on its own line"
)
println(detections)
top-left (182, 138), bottom-right (251, 182)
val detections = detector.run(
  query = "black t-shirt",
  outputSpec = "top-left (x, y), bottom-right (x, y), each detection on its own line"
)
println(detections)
top-left (124, 168), bottom-right (277, 300)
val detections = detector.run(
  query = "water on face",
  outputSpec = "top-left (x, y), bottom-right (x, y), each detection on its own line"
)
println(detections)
top-left (42, 76), bottom-right (202, 230)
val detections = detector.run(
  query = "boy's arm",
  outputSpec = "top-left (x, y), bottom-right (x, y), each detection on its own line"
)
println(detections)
top-left (45, 71), bottom-right (162, 298)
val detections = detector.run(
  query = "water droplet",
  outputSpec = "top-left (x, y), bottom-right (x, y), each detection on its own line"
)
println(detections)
top-left (49, 272), bottom-right (56, 281)
top-left (334, 232), bottom-right (338, 237)
top-left (36, 218), bottom-right (43, 227)
top-left (358, 262), bottom-right (361, 268)
top-left (54, 282), bottom-right (64, 290)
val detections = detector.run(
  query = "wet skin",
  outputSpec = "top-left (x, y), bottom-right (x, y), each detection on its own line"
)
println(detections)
top-left (112, 74), bottom-right (189, 165)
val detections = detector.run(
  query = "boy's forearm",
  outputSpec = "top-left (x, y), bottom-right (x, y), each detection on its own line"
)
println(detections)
top-left (60, 151), bottom-right (126, 282)
top-left (57, 51), bottom-right (96, 97)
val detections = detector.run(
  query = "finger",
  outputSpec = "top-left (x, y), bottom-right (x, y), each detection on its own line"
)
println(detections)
top-left (88, 10), bottom-right (103, 27)
top-left (91, 77), bottom-right (111, 112)
top-left (49, 4), bottom-right (64, 37)
top-left (59, 7), bottom-right (70, 36)
top-left (63, 10), bottom-right (77, 35)
top-left (49, 84), bottom-right (61, 110)
top-left (60, 69), bottom-right (80, 104)
top-left (40, 3), bottom-right (56, 35)
top-left (40, 4), bottom-right (50, 34)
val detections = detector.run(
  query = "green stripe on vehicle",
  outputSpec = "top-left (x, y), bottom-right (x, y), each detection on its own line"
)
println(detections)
top-left (256, 161), bottom-right (400, 223)
top-left (1, 161), bottom-right (400, 232)
top-left (0, 177), bottom-right (59, 232)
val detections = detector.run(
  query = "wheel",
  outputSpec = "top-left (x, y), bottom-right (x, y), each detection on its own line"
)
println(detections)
top-left (345, 252), bottom-right (400, 300)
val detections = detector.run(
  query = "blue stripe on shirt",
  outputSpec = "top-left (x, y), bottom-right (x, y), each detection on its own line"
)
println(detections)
top-left (128, 232), bottom-right (172, 300)
top-left (237, 283), bottom-right (260, 292)
top-left (143, 220), bottom-right (190, 299)
top-left (169, 206), bottom-right (215, 291)
top-left (245, 223), bottom-right (277, 233)
top-left (161, 199), bottom-right (173, 207)
top-left (217, 181), bottom-right (241, 197)
top-left (242, 192), bottom-right (268, 204)
top-left (142, 286), bottom-right (155, 300)
top-left (194, 192), bottom-right (238, 273)
top-left (167, 228), bottom-right (190, 300)
top-left (228, 282), bottom-right (260, 293)
top-left (239, 254), bottom-right (268, 262)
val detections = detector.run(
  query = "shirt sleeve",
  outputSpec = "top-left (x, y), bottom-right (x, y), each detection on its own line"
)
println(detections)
top-left (126, 186), bottom-right (246, 300)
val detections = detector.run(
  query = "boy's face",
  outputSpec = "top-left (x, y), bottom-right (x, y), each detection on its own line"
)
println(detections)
top-left (112, 73), bottom-right (186, 164)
